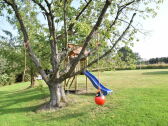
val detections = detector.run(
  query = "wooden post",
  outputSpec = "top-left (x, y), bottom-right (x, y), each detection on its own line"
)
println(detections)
top-left (74, 63), bottom-right (79, 93)
top-left (86, 75), bottom-right (88, 92)
top-left (63, 58), bottom-right (67, 90)
top-left (75, 75), bottom-right (77, 93)
top-left (97, 32), bottom-right (100, 82)
top-left (69, 76), bottom-right (75, 89)
top-left (86, 57), bottom-right (88, 92)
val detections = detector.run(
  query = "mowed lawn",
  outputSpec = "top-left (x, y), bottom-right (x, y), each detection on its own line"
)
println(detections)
top-left (0, 69), bottom-right (168, 126)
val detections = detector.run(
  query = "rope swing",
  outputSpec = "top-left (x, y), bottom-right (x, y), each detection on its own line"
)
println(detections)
top-left (94, 32), bottom-right (105, 105)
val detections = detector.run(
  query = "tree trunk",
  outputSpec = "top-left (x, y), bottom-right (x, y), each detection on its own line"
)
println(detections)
top-left (22, 48), bottom-right (27, 82)
top-left (40, 82), bottom-right (67, 110)
top-left (30, 74), bottom-right (35, 88)
top-left (29, 69), bottom-right (36, 88)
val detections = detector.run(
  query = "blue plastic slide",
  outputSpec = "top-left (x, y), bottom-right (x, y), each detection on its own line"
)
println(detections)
top-left (83, 70), bottom-right (112, 95)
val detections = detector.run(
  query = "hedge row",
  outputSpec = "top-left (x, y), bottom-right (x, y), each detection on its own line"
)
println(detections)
top-left (90, 64), bottom-right (168, 71)
top-left (136, 64), bottom-right (168, 70)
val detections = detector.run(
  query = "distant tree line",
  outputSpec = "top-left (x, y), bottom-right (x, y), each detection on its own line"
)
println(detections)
top-left (113, 46), bottom-right (141, 69)
top-left (91, 46), bottom-right (142, 70)
top-left (148, 57), bottom-right (168, 64)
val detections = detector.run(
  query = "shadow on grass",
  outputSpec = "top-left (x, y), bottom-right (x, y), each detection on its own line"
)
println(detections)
top-left (55, 112), bottom-right (85, 121)
top-left (0, 87), bottom-right (49, 115)
top-left (77, 92), bottom-right (95, 96)
top-left (142, 71), bottom-right (168, 75)
top-left (0, 93), bottom-right (47, 108)
top-left (0, 105), bottom-right (39, 115)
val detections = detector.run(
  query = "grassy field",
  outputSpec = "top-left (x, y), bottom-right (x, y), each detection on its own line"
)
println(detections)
top-left (0, 69), bottom-right (168, 126)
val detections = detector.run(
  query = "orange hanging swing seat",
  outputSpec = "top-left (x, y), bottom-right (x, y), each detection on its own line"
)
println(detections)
top-left (95, 88), bottom-right (105, 105)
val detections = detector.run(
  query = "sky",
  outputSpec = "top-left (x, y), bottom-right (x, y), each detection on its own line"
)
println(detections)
top-left (132, 0), bottom-right (168, 60)
top-left (0, 1), bottom-right (168, 60)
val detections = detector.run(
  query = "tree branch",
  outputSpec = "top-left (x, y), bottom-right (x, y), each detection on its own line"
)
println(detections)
top-left (87, 13), bottom-right (137, 68)
top-left (3, 0), bottom-right (48, 83)
top-left (50, 0), bottom-right (69, 81)
top-left (120, 0), bottom-right (135, 10)
top-left (32, 0), bottom-right (58, 75)
top-left (96, 0), bottom-right (136, 44)
top-left (44, 0), bottom-right (51, 7)
top-left (56, 0), bottom-right (93, 42)
top-left (118, 18), bottom-right (145, 35)
top-left (63, 0), bottom-right (68, 47)
top-left (31, 0), bottom-right (48, 14)
top-left (68, 0), bottom-right (93, 31)
top-left (60, 0), bottom-right (112, 80)
top-left (61, 13), bottom-right (137, 81)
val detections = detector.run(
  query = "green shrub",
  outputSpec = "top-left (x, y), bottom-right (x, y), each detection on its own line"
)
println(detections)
top-left (0, 74), bottom-right (15, 86)
top-left (137, 64), bottom-right (168, 69)
top-left (90, 64), bottom-right (168, 72)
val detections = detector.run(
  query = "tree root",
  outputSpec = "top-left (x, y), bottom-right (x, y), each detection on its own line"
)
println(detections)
top-left (36, 101), bottom-right (68, 112)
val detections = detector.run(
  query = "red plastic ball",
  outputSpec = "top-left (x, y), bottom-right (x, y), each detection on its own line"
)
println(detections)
top-left (95, 96), bottom-right (105, 105)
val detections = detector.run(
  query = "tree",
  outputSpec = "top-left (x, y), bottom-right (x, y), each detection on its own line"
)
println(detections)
top-left (0, 39), bottom-right (23, 85)
top-left (0, 30), bottom-right (46, 87)
top-left (0, 0), bottom-right (162, 110)
top-left (114, 46), bottom-right (140, 69)
top-left (149, 57), bottom-right (168, 64)
top-left (0, 2), bottom-right (51, 87)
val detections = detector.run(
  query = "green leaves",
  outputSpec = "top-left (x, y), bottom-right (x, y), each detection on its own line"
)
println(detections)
top-left (114, 46), bottom-right (140, 69)
top-left (36, 0), bottom-right (44, 3)
top-left (7, 8), bottom-right (13, 14)
top-left (75, 21), bottom-right (91, 36)
top-left (0, 0), bottom-right (163, 78)
top-left (0, 73), bottom-right (15, 86)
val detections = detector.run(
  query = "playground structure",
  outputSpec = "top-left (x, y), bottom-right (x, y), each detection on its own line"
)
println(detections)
top-left (64, 43), bottom-right (112, 95)
top-left (83, 70), bottom-right (112, 95)
top-left (64, 43), bottom-right (89, 93)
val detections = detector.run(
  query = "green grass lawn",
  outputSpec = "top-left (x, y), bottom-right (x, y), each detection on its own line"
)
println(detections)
top-left (0, 69), bottom-right (168, 126)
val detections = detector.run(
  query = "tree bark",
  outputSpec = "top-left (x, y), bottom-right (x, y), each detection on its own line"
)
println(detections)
top-left (30, 73), bottom-right (35, 88)
top-left (22, 47), bottom-right (27, 82)
top-left (43, 82), bottom-right (67, 109)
